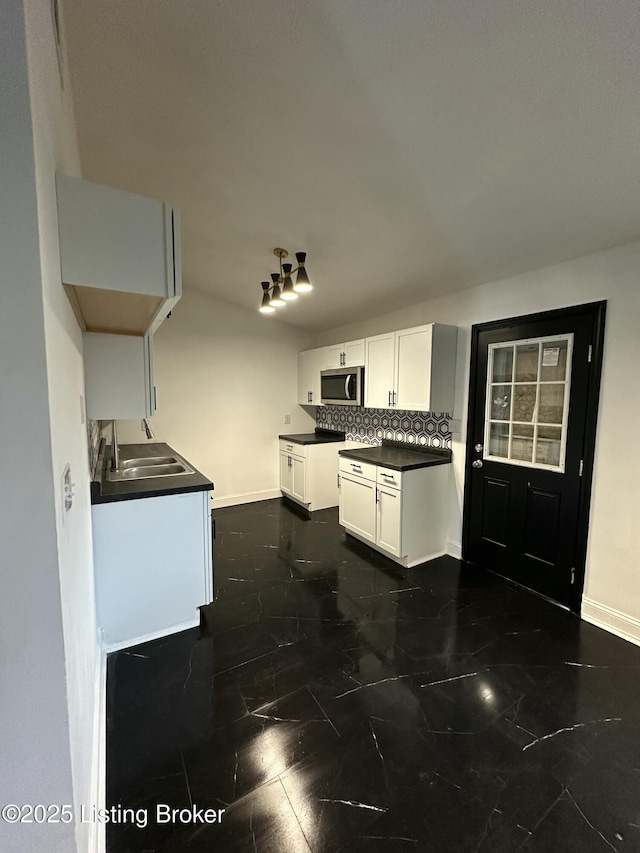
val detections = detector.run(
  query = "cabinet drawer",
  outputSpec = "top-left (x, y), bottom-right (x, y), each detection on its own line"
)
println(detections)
top-left (376, 467), bottom-right (403, 490)
top-left (339, 457), bottom-right (376, 481)
top-left (279, 440), bottom-right (307, 458)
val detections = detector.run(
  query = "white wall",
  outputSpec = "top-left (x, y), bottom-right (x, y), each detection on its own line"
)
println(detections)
top-left (23, 1), bottom-right (101, 850)
top-left (0, 2), bottom-right (76, 851)
top-left (315, 241), bottom-right (640, 641)
top-left (117, 288), bottom-right (316, 507)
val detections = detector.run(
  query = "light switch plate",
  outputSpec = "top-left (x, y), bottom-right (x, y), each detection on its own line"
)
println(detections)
top-left (284, 414), bottom-right (291, 424)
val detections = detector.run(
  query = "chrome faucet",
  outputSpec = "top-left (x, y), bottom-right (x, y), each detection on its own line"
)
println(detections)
top-left (110, 420), bottom-right (120, 471)
top-left (142, 418), bottom-right (155, 440)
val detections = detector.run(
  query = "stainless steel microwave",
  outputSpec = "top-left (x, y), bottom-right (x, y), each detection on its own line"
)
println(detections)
top-left (320, 366), bottom-right (364, 406)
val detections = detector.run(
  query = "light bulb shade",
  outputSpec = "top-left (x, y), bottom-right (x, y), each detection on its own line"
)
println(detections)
top-left (280, 264), bottom-right (298, 300)
top-left (259, 292), bottom-right (275, 313)
top-left (270, 284), bottom-right (285, 307)
top-left (294, 264), bottom-right (312, 293)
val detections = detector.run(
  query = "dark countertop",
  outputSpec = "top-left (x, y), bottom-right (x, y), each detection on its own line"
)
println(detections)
top-left (91, 442), bottom-right (214, 505)
top-left (339, 441), bottom-right (451, 472)
top-left (279, 428), bottom-right (346, 446)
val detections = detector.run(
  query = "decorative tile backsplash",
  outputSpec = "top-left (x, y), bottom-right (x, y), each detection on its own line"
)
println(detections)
top-left (87, 419), bottom-right (103, 478)
top-left (317, 406), bottom-right (452, 449)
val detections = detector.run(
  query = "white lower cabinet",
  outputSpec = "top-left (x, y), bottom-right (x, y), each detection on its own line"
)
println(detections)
top-left (280, 450), bottom-right (306, 504)
top-left (338, 457), bottom-right (449, 567)
top-left (279, 439), bottom-right (345, 511)
top-left (92, 489), bottom-right (213, 649)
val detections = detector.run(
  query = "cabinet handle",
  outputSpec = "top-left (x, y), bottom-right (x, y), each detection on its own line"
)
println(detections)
top-left (388, 391), bottom-right (391, 406)
top-left (337, 474), bottom-right (341, 488)
top-left (212, 518), bottom-right (216, 540)
top-left (309, 391), bottom-right (313, 403)
top-left (352, 463), bottom-right (362, 470)
top-left (375, 487), bottom-right (379, 504)
top-left (392, 390), bottom-right (396, 406)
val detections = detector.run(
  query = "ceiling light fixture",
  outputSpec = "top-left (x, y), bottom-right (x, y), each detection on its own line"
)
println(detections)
top-left (258, 248), bottom-right (313, 314)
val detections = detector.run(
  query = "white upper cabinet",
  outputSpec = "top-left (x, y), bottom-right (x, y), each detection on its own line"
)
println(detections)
top-left (83, 332), bottom-right (156, 420)
top-left (365, 324), bottom-right (458, 412)
top-left (364, 332), bottom-right (396, 408)
top-left (56, 174), bottom-right (181, 336)
top-left (325, 339), bottom-right (365, 369)
top-left (298, 347), bottom-right (327, 405)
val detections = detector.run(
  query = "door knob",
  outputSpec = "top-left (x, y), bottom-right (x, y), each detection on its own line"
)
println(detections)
top-left (472, 460), bottom-right (483, 468)
top-left (475, 443), bottom-right (483, 452)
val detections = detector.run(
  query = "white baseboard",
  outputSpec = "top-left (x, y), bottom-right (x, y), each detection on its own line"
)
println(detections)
top-left (210, 488), bottom-right (282, 509)
top-left (581, 597), bottom-right (640, 648)
top-left (103, 617), bottom-right (200, 654)
top-left (90, 644), bottom-right (107, 853)
top-left (447, 539), bottom-right (462, 559)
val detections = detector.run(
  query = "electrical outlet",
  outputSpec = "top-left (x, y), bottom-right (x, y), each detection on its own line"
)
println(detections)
top-left (284, 413), bottom-right (291, 424)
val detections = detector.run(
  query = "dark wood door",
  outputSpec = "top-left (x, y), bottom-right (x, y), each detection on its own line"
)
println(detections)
top-left (462, 302), bottom-right (606, 611)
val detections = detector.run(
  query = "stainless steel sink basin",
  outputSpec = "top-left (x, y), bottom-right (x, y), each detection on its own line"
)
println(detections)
top-left (120, 455), bottom-right (180, 468)
top-left (107, 457), bottom-right (194, 482)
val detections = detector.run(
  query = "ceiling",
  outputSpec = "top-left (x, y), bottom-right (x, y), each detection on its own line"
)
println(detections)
top-left (61, 0), bottom-right (640, 331)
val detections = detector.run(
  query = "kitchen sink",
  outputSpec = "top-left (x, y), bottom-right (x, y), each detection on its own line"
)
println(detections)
top-left (107, 458), bottom-right (195, 482)
top-left (120, 455), bottom-right (180, 468)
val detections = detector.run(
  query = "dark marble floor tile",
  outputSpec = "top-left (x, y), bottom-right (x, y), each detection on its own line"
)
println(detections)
top-left (107, 498), bottom-right (640, 853)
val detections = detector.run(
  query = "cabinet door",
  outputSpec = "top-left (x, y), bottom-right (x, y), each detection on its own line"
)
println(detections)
top-left (298, 348), bottom-right (327, 405)
top-left (339, 473), bottom-right (376, 542)
top-left (280, 452), bottom-right (294, 496)
top-left (365, 333), bottom-right (396, 409)
top-left (84, 332), bottom-right (155, 420)
top-left (395, 325), bottom-right (433, 411)
top-left (57, 174), bottom-right (174, 298)
top-left (376, 484), bottom-right (403, 556)
top-left (325, 345), bottom-right (344, 369)
top-left (343, 339), bottom-right (365, 367)
top-left (291, 455), bottom-right (307, 503)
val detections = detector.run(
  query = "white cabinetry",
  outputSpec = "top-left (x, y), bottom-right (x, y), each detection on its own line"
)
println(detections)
top-left (92, 489), bottom-right (212, 650)
top-left (364, 324), bottom-right (458, 412)
top-left (298, 348), bottom-right (327, 405)
top-left (280, 448), bottom-right (306, 504)
top-left (338, 456), bottom-right (449, 567)
top-left (83, 332), bottom-right (156, 420)
top-left (325, 339), bottom-right (365, 369)
top-left (279, 439), bottom-right (345, 510)
top-left (56, 173), bottom-right (181, 336)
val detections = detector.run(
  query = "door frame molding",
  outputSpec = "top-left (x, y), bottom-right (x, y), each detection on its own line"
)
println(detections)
top-left (461, 301), bottom-right (607, 613)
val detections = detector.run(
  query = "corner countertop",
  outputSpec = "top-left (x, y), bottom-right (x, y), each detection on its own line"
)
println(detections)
top-left (91, 442), bottom-right (213, 505)
top-left (339, 441), bottom-right (451, 472)
top-left (279, 428), bottom-right (346, 446)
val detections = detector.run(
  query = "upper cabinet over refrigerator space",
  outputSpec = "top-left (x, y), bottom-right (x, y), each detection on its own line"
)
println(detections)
top-left (56, 174), bottom-right (182, 337)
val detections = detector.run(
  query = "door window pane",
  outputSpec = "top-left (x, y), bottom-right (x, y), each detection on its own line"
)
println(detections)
top-left (541, 340), bottom-right (569, 382)
top-left (484, 333), bottom-right (573, 472)
top-left (511, 425), bottom-right (534, 463)
top-left (515, 344), bottom-right (539, 382)
top-left (536, 426), bottom-right (562, 466)
top-left (513, 385), bottom-right (537, 422)
top-left (538, 384), bottom-right (565, 424)
top-left (492, 346), bottom-right (513, 383)
top-left (489, 423), bottom-right (510, 458)
top-left (490, 385), bottom-right (511, 420)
